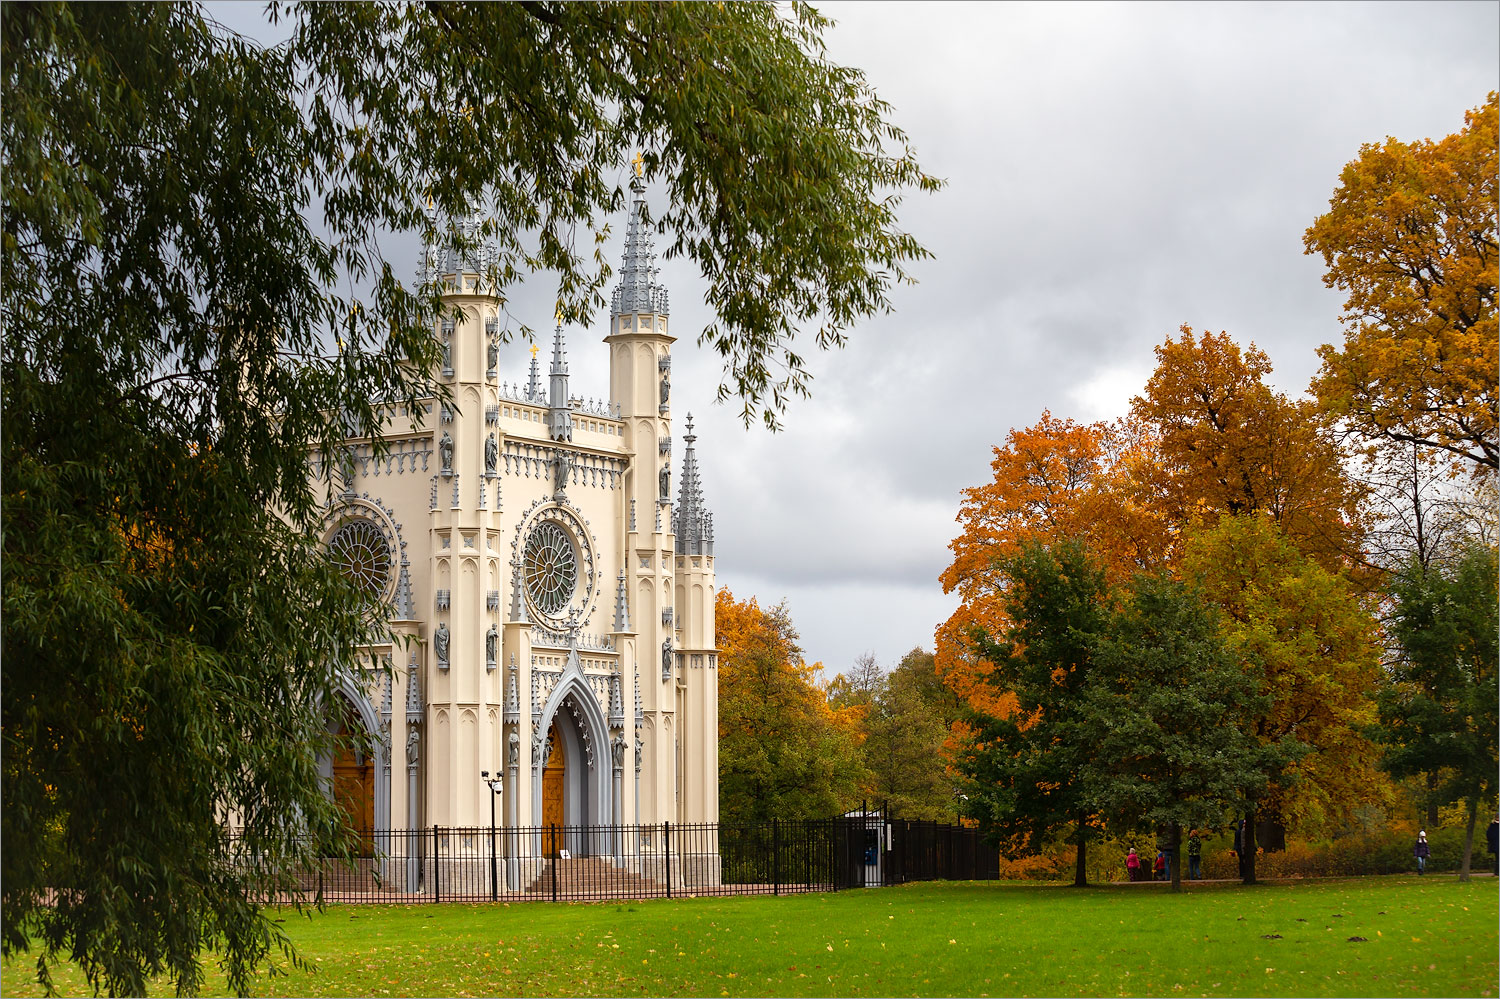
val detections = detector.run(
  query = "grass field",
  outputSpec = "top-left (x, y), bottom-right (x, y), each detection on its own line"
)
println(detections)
top-left (3, 876), bottom-right (1495, 997)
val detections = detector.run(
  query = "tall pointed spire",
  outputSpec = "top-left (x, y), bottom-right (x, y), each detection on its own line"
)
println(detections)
top-left (673, 414), bottom-right (713, 556)
top-left (548, 321), bottom-right (572, 442)
top-left (611, 173), bottom-right (669, 317)
top-left (525, 342), bottom-right (542, 402)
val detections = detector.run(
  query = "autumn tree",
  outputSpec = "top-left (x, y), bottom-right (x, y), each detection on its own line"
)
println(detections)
top-left (838, 649), bottom-right (959, 821)
top-left (716, 589), bottom-right (865, 824)
top-left (956, 540), bottom-right (1111, 887)
top-left (1131, 327), bottom-right (1365, 571)
top-left (2, 3), bottom-right (936, 994)
top-left (1183, 515), bottom-right (1383, 882)
top-left (1305, 93), bottom-right (1498, 474)
top-left (1374, 545), bottom-right (1499, 881)
top-left (937, 413), bottom-right (1166, 719)
top-left (1080, 574), bottom-right (1290, 893)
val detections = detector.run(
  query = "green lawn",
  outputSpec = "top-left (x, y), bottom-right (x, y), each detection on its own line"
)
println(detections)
top-left (4, 876), bottom-right (1495, 997)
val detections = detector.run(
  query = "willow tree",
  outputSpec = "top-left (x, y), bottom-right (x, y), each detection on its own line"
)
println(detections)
top-left (1, 3), bottom-right (937, 994)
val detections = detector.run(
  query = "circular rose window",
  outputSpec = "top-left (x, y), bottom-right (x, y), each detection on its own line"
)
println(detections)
top-left (328, 519), bottom-right (392, 599)
top-left (523, 521), bottom-right (578, 617)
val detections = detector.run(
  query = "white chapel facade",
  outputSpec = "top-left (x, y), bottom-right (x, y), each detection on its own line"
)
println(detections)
top-left (314, 175), bottom-right (719, 849)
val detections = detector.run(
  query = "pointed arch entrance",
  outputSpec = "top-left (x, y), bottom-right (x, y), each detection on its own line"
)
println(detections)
top-left (533, 672), bottom-right (612, 858)
top-left (317, 676), bottom-right (390, 861)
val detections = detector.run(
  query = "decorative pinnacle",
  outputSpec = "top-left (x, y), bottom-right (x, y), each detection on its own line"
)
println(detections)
top-left (612, 569), bottom-right (632, 633)
top-left (631, 151), bottom-right (644, 178)
top-left (674, 413), bottom-right (713, 557)
top-left (526, 342), bottom-right (542, 402)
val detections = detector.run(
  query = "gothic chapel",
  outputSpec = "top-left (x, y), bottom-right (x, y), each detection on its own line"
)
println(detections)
top-left (313, 173), bottom-right (719, 878)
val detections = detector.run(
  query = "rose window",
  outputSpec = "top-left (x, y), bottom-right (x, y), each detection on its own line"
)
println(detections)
top-left (328, 519), bottom-right (392, 599)
top-left (524, 521), bottom-right (578, 617)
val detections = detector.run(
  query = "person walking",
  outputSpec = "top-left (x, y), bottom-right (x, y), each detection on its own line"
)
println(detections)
top-left (1487, 816), bottom-right (1498, 877)
top-left (1187, 830), bottom-right (1203, 880)
top-left (1126, 847), bottom-right (1141, 883)
top-left (1413, 830), bottom-right (1431, 875)
top-left (1153, 850), bottom-right (1166, 881)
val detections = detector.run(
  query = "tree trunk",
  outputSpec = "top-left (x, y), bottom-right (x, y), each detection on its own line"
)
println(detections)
top-left (1459, 797), bottom-right (1477, 883)
top-left (1242, 806), bottom-right (1258, 885)
top-left (1169, 822), bottom-right (1182, 893)
top-left (1073, 813), bottom-right (1088, 887)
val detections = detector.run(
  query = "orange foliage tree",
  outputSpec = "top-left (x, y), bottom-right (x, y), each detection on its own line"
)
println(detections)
top-left (1304, 93), bottom-right (1498, 474)
top-left (1130, 327), bottom-right (1366, 573)
top-left (936, 412), bottom-right (1168, 720)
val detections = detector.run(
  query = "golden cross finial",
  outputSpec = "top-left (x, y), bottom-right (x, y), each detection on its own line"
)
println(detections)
top-left (555, 305), bottom-right (564, 325)
top-left (631, 152), bottom-right (644, 178)
top-left (529, 343), bottom-right (539, 360)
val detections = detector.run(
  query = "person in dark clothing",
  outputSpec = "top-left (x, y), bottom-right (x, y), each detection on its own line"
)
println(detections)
top-left (1486, 816), bottom-right (1498, 876)
top-left (1413, 830), bottom-right (1431, 875)
top-left (1187, 830), bottom-right (1203, 880)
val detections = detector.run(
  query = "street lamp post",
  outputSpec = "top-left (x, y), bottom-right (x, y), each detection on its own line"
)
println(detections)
top-left (481, 770), bottom-right (503, 901)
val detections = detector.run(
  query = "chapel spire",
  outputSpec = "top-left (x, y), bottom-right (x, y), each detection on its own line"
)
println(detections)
top-left (547, 320), bottom-right (571, 442)
top-left (611, 169), bottom-right (669, 318)
top-left (673, 414), bottom-right (714, 556)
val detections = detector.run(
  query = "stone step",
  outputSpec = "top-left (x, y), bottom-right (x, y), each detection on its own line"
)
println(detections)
top-left (522, 857), bottom-right (664, 897)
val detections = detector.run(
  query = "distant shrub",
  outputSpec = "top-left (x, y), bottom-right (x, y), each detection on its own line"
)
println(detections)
top-left (1199, 824), bottom-right (1476, 879)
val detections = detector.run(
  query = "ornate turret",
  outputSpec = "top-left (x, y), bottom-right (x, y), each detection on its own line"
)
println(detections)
top-left (673, 414), bottom-right (714, 556)
top-left (611, 174), bottom-right (669, 318)
top-left (547, 322), bottom-right (572, 442)
top-left (419, 203), bottom-right (495, 284)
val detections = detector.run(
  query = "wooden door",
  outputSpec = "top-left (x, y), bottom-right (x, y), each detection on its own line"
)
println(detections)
top-left (541, 723), bottom-right (565, 857)
top-left (332, 744), bottom-right (374, 857)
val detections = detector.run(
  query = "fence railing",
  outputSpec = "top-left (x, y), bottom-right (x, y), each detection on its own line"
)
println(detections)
top-left (238, 812), bottom-right (999, 905)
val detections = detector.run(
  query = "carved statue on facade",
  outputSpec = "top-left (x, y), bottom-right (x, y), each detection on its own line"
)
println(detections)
top-left (406, 726), bottom-right (420, 767)
top-left (485, 432), bottom-right (498, 474)
top-left (438, 431), bottom-right (453, 474)
top-left (659, 462), bottom-right (670, 501)
top-left (507, 730), bottom-right (520, 767)
top-left (487, 334), bottom-right (499, 372)
top-left (434, 622), bottom-right (449, 666)
top-left (485, 624), bottom-right (498, 664)
top-left (660, 371), bottom-right (670, 407)
top-left (611, 733), bottom-right (626, 769)
top-left (661, 637), bottom-right (673, 678)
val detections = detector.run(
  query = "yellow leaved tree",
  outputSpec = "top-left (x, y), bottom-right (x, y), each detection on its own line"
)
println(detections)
top-left (1304, 92), bottom-right (1498, 474)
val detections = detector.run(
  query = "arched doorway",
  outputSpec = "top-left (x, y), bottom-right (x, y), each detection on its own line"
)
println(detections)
top-left (542, 721), bottom-right (566, 857)
top-left (330, 697), bottom-right (375, 857)
top-left (532, 676), bottom-right (612, 859)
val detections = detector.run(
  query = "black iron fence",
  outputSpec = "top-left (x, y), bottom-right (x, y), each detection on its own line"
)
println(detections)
top-left (241, 812), bottom-right (998, 904)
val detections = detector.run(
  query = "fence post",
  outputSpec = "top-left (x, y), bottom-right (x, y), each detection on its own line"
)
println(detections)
top-left (772, 818), bottom-right (780, 896)
top-left (549, 826), bottom-right (558, 902)
top-left (432, 825), bottom-right (440, 904)
top-left (664, 821), bottom-right (672, 899)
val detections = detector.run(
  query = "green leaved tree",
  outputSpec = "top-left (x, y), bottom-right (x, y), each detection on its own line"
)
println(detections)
top-left (1081, 573), bottom-right (1294, 892)
top-left (956, 540), bottom-right (1110, 886)
top-left (2, 2), bottom-right (936, 995)
top-left (1374, 545), bottom-right (1499, 881)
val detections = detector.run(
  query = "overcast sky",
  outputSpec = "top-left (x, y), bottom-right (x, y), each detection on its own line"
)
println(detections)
top-left (221, 1), bottom-right (1498, 679)
top-left (655, 1), bottom-right (1498, 679)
